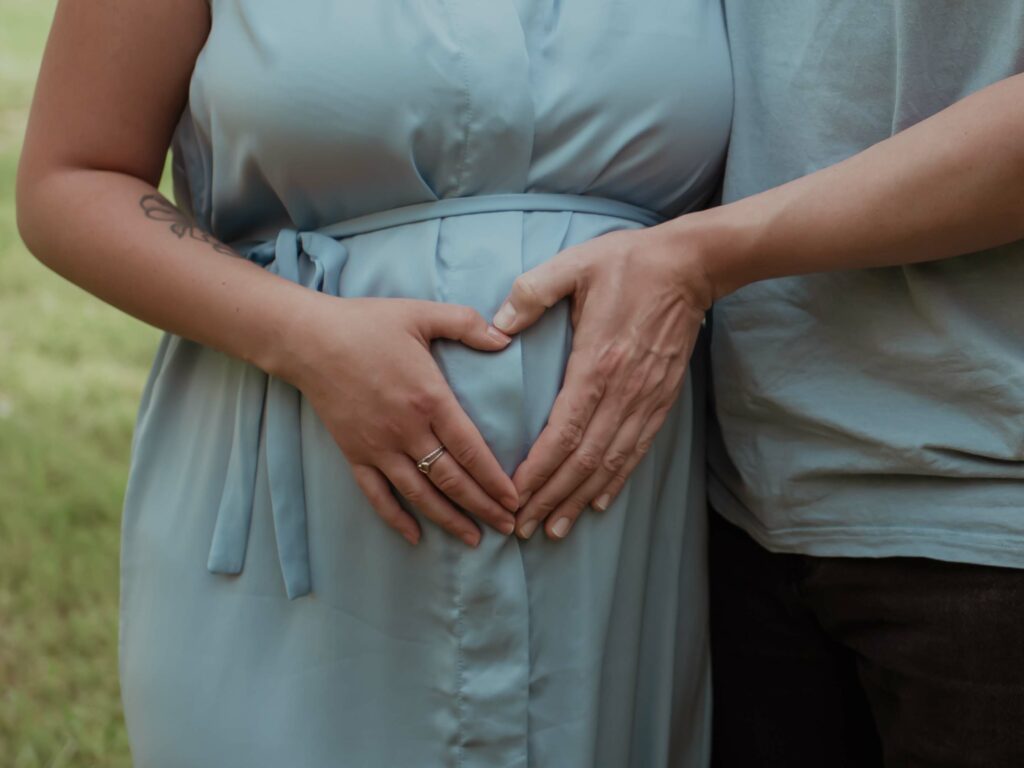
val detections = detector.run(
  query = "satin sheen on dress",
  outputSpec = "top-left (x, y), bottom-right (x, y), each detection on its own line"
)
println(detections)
top-left (118, 2), bottom-right (732, 766)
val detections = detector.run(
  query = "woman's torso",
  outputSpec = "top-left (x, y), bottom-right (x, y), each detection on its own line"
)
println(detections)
top-left (121, 5), bottom-right (732, 766)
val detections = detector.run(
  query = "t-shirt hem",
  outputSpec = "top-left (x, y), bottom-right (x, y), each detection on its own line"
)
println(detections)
top-left (708, 479), bottom-right (1024, 571)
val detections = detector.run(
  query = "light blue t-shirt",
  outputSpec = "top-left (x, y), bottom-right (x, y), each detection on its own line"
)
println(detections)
top-left (710, 0), bottom-right (1024, 567)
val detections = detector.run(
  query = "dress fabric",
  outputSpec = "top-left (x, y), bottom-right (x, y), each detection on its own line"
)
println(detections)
top-left (118, 2), bottom-right (732, 766)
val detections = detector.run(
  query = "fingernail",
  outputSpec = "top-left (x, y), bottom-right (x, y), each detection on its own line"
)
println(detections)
top-left (518, 519), bottom-right (538, 540)
top-left (503, 494), bottom-right (520, 512)
top-left (493, 302), bottom-right (517, 332)
top-left (404, 531), bottom-right (420, 546)
top-left (500, 518), bottom-right (515, 536)
top-left (486, 326), bottom-right (512, 345)
top-left (550, 517), bottom-right (572, 539)
top-left (463, 531), bottom-right (480, 548)
top-left (593, 494), bottom-right (611, 512)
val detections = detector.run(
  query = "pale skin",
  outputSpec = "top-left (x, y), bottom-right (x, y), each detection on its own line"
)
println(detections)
top-left (16, 0), bottom-right (523, 549)
top-left (501, 70), bottom-right (1024, 541)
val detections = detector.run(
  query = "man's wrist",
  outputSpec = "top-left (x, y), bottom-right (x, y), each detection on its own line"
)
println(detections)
top-left (657, 200), bottom-right (769, 304)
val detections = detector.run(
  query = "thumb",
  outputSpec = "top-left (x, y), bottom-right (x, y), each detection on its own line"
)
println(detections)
top-left (492, 252), bottom-right (579, 335)
top-left (419, 303), bottom-right (513, 352)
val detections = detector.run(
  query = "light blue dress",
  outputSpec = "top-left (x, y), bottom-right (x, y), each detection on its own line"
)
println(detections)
top-left (118, 2), bottom-right (732, 766)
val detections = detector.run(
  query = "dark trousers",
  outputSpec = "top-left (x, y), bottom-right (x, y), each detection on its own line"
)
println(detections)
top-left (709, 511), bottom-right (1024, 768)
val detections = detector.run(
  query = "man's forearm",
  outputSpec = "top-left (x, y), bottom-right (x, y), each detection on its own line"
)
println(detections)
top-left (669, 71), bottom-right (1024, 299)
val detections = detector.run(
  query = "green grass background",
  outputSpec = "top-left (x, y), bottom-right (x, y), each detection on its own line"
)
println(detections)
top-left (1, 2), bottom-right (172, 764)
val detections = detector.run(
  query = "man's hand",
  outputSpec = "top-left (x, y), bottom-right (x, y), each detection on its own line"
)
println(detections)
top-left (492, 225), bottom-right (710, 540)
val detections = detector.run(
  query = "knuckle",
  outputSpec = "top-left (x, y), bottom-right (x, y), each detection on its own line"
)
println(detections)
top-left (450, 441), bottom-right (479, 469)
top-left (521, 471), bottom-right (547, 493)
top-left (407, 386), bottom-right (443, 418)
top-left (533, 496), bottom-right (558, 516)
top-left (602, 448), bottom-right (630, 474)
top-left (512, 273), bottom-right (543, 306)
top-left (456, 305), bottom-right (480, 329)
top-left (579, 382), bottom-right (604, 410)
top-left (573, 447), bottom-right (602, 474)
top-left (433, 471), bottom-right (462, 496)
top-left (557, 420), bottom-right (585, 453)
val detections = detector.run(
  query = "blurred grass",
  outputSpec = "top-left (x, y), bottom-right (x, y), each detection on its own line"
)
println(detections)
top-left (1, 1), bottom-right (172, 764)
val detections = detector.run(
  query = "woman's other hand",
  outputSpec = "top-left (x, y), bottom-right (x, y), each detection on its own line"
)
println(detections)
top-left (492, 225), bottom-right (711, 541)
top-left (277, 296), bottom-right (520, 547)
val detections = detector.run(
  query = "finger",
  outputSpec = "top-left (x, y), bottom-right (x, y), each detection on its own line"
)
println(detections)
top-left (492, 250), bottom-right (581, 335)
top-left (385, 458), bottom-right (482, 547)
top-left (593, 403), bottom-right (673, 511)
top-left (351, 464), bottom-right (421, 545)
top-left (512, 352), bottom-right (605, 506)
top-left (544, 407), bottom-right (649, 538)
top-left (526, 362), bottom-right (679, 540)
top-left (410, 437), bottom-right (516, 535)
top-left (515, 396), bottom-right (629, 539)
top-left (588, 358), bottom-right (686, 509)
top-left (419, 303), bottom-right (512, 352)
top-left (433, 395), bottom-right (520, 512)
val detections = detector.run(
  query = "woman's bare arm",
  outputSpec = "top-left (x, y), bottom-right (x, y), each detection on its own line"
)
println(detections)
top-left (15, 0), bottom-right (306, 373)
top-left (16, 0), bottom-right (520, 544)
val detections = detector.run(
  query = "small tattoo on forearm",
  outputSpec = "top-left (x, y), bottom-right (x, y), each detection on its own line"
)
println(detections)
top-left (139, 194), bottom-right (234, 256)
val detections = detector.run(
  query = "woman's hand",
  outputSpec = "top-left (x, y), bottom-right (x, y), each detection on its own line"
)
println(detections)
top-left (492, 225), bottom-right (711, 540)
top-left (277, 295), bottom-right (521, 547)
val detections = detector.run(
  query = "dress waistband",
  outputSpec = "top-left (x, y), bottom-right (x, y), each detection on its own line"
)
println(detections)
top-left (237, 192), bottom-right (665, 248)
